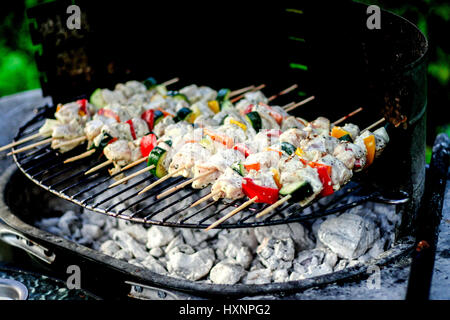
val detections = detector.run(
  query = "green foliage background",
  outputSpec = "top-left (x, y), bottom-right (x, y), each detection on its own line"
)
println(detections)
top-left (0, 0), bottom-right (448, 160)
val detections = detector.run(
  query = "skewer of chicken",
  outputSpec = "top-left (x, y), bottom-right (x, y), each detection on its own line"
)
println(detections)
top-left (93, 84), bottom-right (297, 179)
top-left (204, 121), bottom-right (389, 230)
top-left (191, 109), bottom-right (366, 208)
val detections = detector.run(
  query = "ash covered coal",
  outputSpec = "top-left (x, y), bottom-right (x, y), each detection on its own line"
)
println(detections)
top-left (35, 199), bottom-right (401, 285)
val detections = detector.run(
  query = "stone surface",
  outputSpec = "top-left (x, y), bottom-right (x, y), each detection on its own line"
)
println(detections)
top-left (318, 213), bottom-right (380, 259)
top-left (209, 260), bottom-right (246, 285)
top-left (224, 242), bottom-right (253, 269)
top-left (99, 240), bottom-right (121, 256)
top-left (141, 256), bottom-right (168, 275)
top-left (243, 268), bottom-right (272, 285)
top-left (256, 237), bottom-right (295, 270)
top-left (167, 248), bottom-right (215, 281)
top-left (112, 230), bottom-right (148, 260)
top-left (146, 226), bottom-right (176, 249)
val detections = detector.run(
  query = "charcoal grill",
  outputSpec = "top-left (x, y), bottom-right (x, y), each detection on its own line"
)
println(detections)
top-left (0, 1), bottom-right (433, 299)
top-left (11, 105), bottom-right (410, 229)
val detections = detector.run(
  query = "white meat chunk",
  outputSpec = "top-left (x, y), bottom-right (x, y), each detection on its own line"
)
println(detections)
top-left (246, 169), bottom-right (278, 189)
top-left (168, 143), bottom-right (212, 178)
top-left (311, 116), bottom-right (330, 135)
top-left (280, 166), bottom-right (323, 206)
top-left (39, 119), bottom-right (60, 137)
top-left (129, 118), bottom-right (150, 138)
top-left (302, 135), bottom-right (339, 157)
top-left (54, 102), bottom-right (88, 124)
top-left (279, 128), bottom-right (308, 148)
top-left (341, 123), bottom-right (360, 141)
top-left (318, 155), bottom-right (353, 190)
top-left (192, 149), bottom-right (244, 189)
top-left (85, 119), bottom-right (104, 141)
top-left (281, 116), bottom-right (307, 131)
top-left (153, 116), bottom-right (175, 138)
top-left (252, 131), bottom-right (280, 152)
top-left (244, 150), bottom-right (280, 171)
top-left (198, 86), bottom-right (217, 102)
top-left (211, 168), bottom-right (244, 201)
top-left (104, 140), bottom-right (132, 166)
top-left (333, 142), bottom-right (367, 171)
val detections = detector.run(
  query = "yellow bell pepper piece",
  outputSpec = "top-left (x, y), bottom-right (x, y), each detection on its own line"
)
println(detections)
top-left (271, 168), bottom-right (282, 189)
top-left (295, 147), bottom-right (304, 157)
top-left (363, 135), bottom-right (376, 167)
top-left (207, 100), bottom-right (220, 114)
top-left (331, 126), bottom-right (350, 139)
top-left (229, 119), bottom-right (247, 131)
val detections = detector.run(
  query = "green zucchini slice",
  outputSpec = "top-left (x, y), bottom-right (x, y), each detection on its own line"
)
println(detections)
top-left (147, 146), bottom-right (168, 178)
top-left (245, 111), bottom-right (262, 131)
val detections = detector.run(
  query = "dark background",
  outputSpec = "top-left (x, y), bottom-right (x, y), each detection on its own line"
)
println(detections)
top-left (0, 0), bottom-right (448, 161)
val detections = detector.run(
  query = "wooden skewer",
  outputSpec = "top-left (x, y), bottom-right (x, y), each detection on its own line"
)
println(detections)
top-left (284, 96), bottom-right (315, 112)
top-left (230, 84), bottom-right (266, 103)
top-left (84, 159), bottom-right (113, 175)
top-left (7, 137), bottom-right (53, 156)
top-left (53, 136), bottom-right (87, 149)
top-left (267, 84), bottom-right (298, 102)
top-left (0, 132), bottom-right (44, 152)
top-left (64, 149), bottom-right (96, 163)
top-left (229, 85), bottom-right (255, 98)
top-left (205, 196), bottom-right (258, 231)
top-left (190, 190), bottom-right (223, 208)
top-left (282, 102), bottom-right (295, 109)
top-left (120, 157), bottom-right (147, 172)
top-left (161, 77), bottom-right (180, 87)
top-left (156, 169), bottom-right (216, 200)
top-left (255, 195), bottom-right (292, 218)
top-left (331, 107), bottom-right (364, 127)
top-left (109, 165), bottom-right (155, 188)
top-left (138, 166), bottom-right (187, 195)
top-left (361, 117), bottom-right (385, 134)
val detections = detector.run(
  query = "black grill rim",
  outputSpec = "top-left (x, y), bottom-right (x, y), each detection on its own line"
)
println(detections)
top-left (0, 163), bottom-right (415, 298)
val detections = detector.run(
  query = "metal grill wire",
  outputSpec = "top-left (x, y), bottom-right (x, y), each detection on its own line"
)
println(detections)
top-left (11, 105), bottom-right (385, 229)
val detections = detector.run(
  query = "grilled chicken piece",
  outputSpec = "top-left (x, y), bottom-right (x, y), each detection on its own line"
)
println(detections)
top-left (318, 154), bottom-right (353, 190)
top-left (244, 150), bottom-right (281, 171)
top-left (341, 123), bottom-right (360, 141)
top-left (192, 149), bottom-right (244, 189)
top-left (280, 166), bottom-right (323, 206)
top-left (51, 119), bottom-right (85, 152)
top-left (252, 130), bottom-right (280, 152)
top-left (211, 167), bottom-right (245, 201)
top-left (54, 102), bottom-right (90, 124)
top-left (302, 135), bottom-right (339, 158)
top-left (310, 116), bottom-right (330, 135)
top-left (279, 128), bottom-right (308, 148)
top-left (104, 140), bottom-right (132, 166)
top-left (333, 142), bottom-right (367, 170)
top-left (168, 143), bottom-right (212, 178)
top-left (153, 116), bottom-right (175, 138)
top-left (246, 169), bottom-right (278, 190)
top-left (281, 116), bottom-right (307, 131)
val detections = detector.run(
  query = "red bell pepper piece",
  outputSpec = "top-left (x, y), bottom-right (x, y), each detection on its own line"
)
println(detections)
top-left (98, 108), bottom-right (120, 122)
top-left (125, 119), bottom-right (137, 140)
top-left (243, 104), bottom-right (254, 114)
top-left (76, 99), bottom-right (88, 116)
top-left (266, 129), bottom-right (282, 138)
top-left (308, 162), bottom-right (334, 197)
top-left (140, 134), bottom-right (157, 157)
top-left (242, 177), bottom-right (279, 204)
top-left (233, 143), bottom-right (251, 158)
top-left (141, 110), bottom-right (155, 131)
